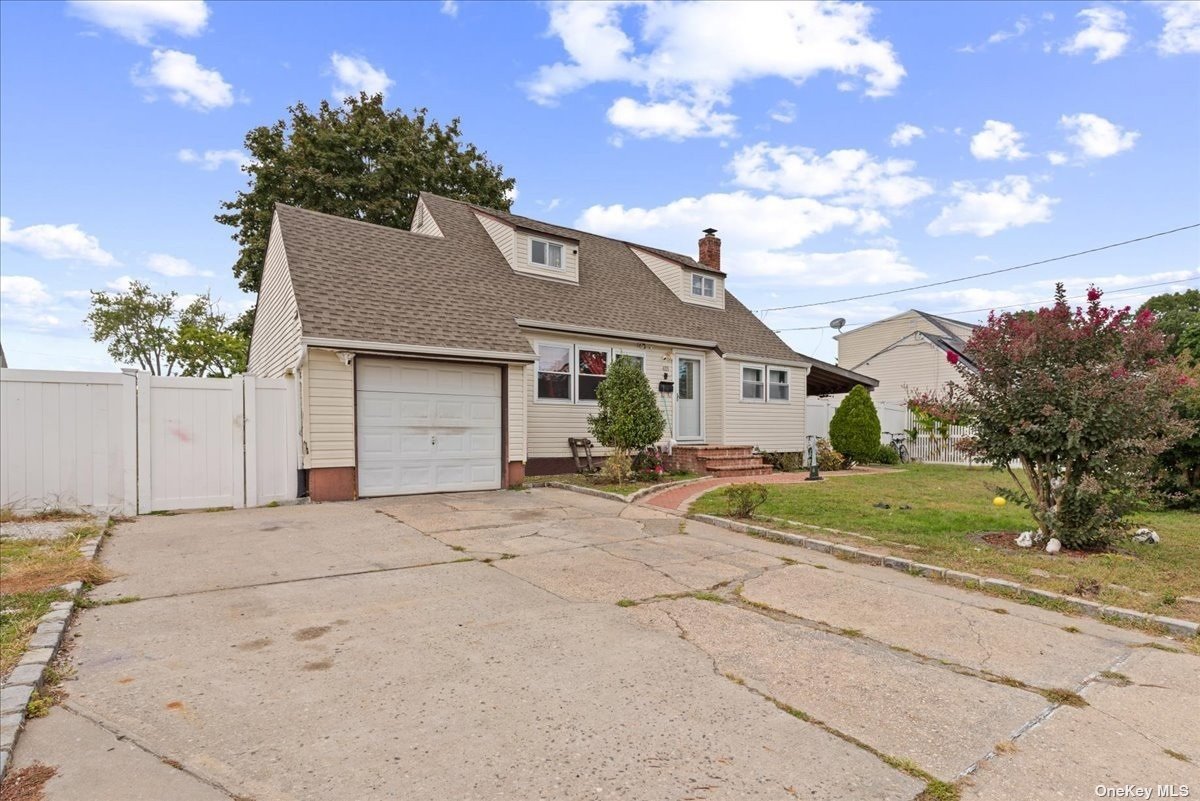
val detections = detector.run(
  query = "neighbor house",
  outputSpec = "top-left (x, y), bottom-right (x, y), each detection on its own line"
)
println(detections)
top-left (834, 310), bottom-right (978, 404)
top-left (247, 193), bottom-right (873, 501)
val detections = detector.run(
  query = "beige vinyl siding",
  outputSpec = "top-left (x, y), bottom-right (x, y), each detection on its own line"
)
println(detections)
top-left (704, 351), bottom-right (724, 445)
top-left (630, 248), bottom-right (725, 310)
top-left (512, 228), bottom-right (579, 284)
top-left (837, 311), bottom-right (942, 370)
top-left (855, 336), bottom-right (966, 404)
top-left (247, 216), bottom-right (301, 377)
top-left (723, 359), bottom-right (807, 452)
top-left (525, 334), bottom-right (676, 458)
top-left (411, 197), bottom-right (444, 238)
top-left (474, 211), bottom-right (515, 265)
top-left (938, 319), bottom-right (977, 341)
top-left (301, 347), bottom-right (355, 468)
top-left (507, 363), bottom-right (527, 462)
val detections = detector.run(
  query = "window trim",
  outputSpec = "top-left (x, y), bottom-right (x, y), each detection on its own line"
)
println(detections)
top-left (740, 365), bottom-right (765, 402)
top-left (534, 342), bottom-right (573, 404)
top-left (533, 342), bottom-right (659, 406)
top-left (691, 273), bottom-right (715, 298)
top-left (529, 237), bottom-right (565, 270)
top-left (613, 349), bottom-right (647, 377)
top-left (575, 346), bottom-right (611, 405)
top-left (767, 367), bottom-right (791, 403)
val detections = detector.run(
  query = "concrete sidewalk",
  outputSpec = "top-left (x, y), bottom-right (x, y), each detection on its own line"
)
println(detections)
top-left (8, 488), bottom-right (1197, 800)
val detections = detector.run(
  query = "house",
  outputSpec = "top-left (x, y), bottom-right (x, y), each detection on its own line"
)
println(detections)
top-left (834, 310), bottom-right (978, 404)
top-left (247, 192), bottom-right (875, 501)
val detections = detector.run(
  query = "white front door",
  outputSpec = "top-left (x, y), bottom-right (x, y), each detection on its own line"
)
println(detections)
top-left (356, 358), bottom-right (502, 496)
top-left (676, 356), bottom-right (702, 441)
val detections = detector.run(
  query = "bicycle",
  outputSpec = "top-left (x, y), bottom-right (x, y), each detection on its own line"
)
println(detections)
top-left (883, 431), bottom-right (911, 464)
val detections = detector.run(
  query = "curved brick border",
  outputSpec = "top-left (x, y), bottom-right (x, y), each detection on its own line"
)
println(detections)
top-left (691, 513), bottom-right (1200, 640)
top-left (0, 534), bottom-right (102, 779)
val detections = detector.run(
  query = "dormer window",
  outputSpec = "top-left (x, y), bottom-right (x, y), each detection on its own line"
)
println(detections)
top-left (530, 239), bottom-right (563, 269)
top-left (691, 274), bottom-right (715, 298)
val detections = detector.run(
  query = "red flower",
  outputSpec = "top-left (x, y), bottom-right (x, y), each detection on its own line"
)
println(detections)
top-left (946, 351), bottom-right (959, 365)
top-left (1086, 287), bottom-right (1102, 303)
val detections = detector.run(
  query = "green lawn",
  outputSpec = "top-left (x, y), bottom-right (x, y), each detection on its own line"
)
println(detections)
top-left (691, 464), bottom-right (1200, 622)
top-left (531, 472), bottom-right (701, 496)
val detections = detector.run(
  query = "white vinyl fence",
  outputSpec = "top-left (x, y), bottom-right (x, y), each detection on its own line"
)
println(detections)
top-left (806, 397), bottom-right (977, 465)
top-left (1, 369), bottom-right (297, 515)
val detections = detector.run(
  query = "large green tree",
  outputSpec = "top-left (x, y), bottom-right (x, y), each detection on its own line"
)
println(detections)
top-left (1140, 289), bottom-right (1200, 507)
top-left (216, 93), bottom-right (515, 295)
top-left (85, 281), bottom-right (247, 377)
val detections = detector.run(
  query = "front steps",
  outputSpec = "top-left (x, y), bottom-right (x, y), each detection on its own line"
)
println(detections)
top-left (665, 445), bottom-right (773, 478)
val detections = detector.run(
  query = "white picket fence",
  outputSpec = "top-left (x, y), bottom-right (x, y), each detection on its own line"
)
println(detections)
top-left (806, 397), bottom-right (977, 465)
top-left (1, 369), bottom-right (297, 515)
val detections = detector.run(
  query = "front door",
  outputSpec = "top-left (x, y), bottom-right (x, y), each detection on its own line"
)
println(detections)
top-left (676, 356), bottom-right (702, 441)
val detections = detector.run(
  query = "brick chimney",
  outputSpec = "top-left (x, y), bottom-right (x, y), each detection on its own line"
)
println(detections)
top-left (698, 228), bottom-right (721, 271)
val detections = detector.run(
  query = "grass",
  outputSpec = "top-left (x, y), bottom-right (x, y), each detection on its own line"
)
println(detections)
top-left (532, 471), bottom-right (700, 496)
top-left (0, 527), bottom-right (110, 676)
top-left (0, 506), bottom-right (89, 524)
top-left (691, 464), bottom-right (1200, 622)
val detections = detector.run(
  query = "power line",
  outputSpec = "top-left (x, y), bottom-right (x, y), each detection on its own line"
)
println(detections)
top-left (770, 275), bottom-right (1199, 334)
top-left (754, 223), bottom-right (1200, 314)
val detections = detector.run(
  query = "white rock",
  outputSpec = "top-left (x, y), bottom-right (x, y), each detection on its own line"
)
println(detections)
top-left (1045, 538), bottom-right (1062, 554)
top-left (1133, 528), bottom-right (1160, 544)
top-left (1016, 531), bottom-right (1034, 548)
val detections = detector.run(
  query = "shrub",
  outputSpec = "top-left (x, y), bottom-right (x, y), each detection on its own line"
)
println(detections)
top-left (724, 483), bottom-right (769, 518)
top-left (761, 451), bottom-right (804, 472)
top-left (816, 438), bottom-right (845, 472)
top-left (874, 445), bottom-right (901, 465)
top-left (597, 451), bottom-right (633, 484)
top-left (829, 385), bottom-right (882, 464)
top-left (588, 356), bottom-right (666, 483)
top-left (631, 446), bottom-right (665, 481)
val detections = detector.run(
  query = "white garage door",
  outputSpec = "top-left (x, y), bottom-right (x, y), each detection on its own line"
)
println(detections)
top-left (356, 358), bottom-right (502, 496)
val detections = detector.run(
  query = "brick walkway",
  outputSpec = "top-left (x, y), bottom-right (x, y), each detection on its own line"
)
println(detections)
top-left (640, 469), bottom-right (884, 512)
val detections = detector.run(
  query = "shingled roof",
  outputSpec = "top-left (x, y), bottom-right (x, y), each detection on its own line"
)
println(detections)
top-left (275, 193), bottom-right (800, 362)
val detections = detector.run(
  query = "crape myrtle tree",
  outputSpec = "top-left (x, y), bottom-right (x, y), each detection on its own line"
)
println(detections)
top-left (588, 356), bottom-right (665, 483)
top-left (217, 92), bottom-right (516, 334)
top-left (911, 285), bottom-right (1194, 550)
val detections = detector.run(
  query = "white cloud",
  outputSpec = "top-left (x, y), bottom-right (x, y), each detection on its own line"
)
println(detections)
top-left (544, 198), bottom-right (561, 212)
top-left (146, 253), bottom-right (212, 278)
top-left (769, 100), bottom-right (797, 124)
top-left (329, 52), bottom-right (393, 99)
top-left (1046, 151), bottom-right (1069, 166)
top-left (969, 120), bottom-right (1030, 161)
top-left (1153, 1), bottom-right (1200, 54)
top-left (959, 16), bottom-right (1032, 52)
top-left (606, 96), bottom-right (736, 139)
top-left (106, 275), bottom-right (136, 292)
top-left (1061, 7), bottom-right (1130, 63)
top-left (526, 1), bottom-right (904, 139)
top-left (889, 123), bottom-right (925, 147)
top-left (1060, 113), bottom-right (1139, 159)
top-left (440, 0), bottom-right (459, 17)
top-left (132, 49), bottom-right (234, 111)
top-left (739, 248), bottom-right (924, 287)
top-left (1, 217), bottom-right (117, 265)
top-left (0, 275), bottom-right (52, 306)
top-left (728, 143), bottom-right (933, 208)
top-left (67, 0), bottom-right (209, 45)
top-left (926, 176), bottom-right (1058, 237)
top-left (177, 148), bottom-right (249, 171)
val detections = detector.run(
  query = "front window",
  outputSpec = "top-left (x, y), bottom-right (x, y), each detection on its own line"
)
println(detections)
top-left (615, 353), bottom-right (645, 373)
top-left (741, 366), bottom-right (764, 400)
top-left (691, 274), bottom-right (715, 298)
top-left (577, 349), bottom-right (608, 402)
top-left (531, 239), bottom-right (563, 269)
top-left (536, 344), bottom-right (571, 400)
top-left (768, 369), bottom-right (789, 401)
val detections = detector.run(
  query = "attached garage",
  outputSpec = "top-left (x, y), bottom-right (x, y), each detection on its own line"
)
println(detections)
top-left (355, 358), bottom-right (502, 496)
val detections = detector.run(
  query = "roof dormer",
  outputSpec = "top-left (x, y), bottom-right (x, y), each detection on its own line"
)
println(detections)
top-left (630, 234), bottom-right (725, 310)
top-left (474, 210), bottom-right (579, 285)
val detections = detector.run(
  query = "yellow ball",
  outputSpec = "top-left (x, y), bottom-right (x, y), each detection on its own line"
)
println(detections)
top-left (993, 496), bottom-right (1006, 507)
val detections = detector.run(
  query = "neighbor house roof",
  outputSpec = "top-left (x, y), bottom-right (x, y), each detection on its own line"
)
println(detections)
top-left (275, 193), bottom-right (800, 363)
top-left (834, 308), bottom-right (980, 342)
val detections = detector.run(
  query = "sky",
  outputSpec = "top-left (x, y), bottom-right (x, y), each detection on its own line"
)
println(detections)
top-left (1, 0), bottom-right (1198, 370)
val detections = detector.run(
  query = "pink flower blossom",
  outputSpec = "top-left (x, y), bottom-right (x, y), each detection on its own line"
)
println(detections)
top-left (946, 351), bottom-right (959, 365)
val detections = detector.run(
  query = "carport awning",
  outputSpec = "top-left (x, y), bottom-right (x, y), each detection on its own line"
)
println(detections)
top-left (805, 358), bottom-right (878, 397)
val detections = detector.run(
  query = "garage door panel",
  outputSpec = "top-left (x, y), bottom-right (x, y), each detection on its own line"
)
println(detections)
top-left (356, 358), bottom-right (503, 497)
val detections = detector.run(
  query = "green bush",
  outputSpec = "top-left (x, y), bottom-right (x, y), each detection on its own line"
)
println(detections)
top-left (724, 483), bottom-right (769, 518)
top-left (829, 385), bottom-right (882, 464)
top-left (874, 445), bottom-right (901, 465)
top-left (588, 356), bottom-right (665, 484)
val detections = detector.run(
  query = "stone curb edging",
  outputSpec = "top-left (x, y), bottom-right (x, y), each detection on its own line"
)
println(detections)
top-left (527, 476), bottom-right (711, 505)
top-left (0, 535), bottom-right (102, 779)
top-left (689, 514), bottom-right (1200, 640)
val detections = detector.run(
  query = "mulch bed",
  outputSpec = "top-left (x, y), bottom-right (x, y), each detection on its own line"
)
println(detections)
top-left (976, 531), bottom-right (1095, 559)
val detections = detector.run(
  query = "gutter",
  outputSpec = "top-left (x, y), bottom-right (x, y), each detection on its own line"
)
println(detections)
top-left (300, 337), bottom-right (536, 364)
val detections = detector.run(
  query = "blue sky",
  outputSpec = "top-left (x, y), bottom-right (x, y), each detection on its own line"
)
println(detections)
top-left (1, 0), bottom-right (1197, 369)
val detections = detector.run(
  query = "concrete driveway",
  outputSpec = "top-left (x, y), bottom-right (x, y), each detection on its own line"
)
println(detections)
top-left (9, 488), bottom-right (1197, 800)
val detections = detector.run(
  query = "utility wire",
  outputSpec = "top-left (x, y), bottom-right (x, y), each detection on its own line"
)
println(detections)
top-left (754, 223), bottom-right (1200, 314)
top-left (771, 275), bottom-right (1199, 333)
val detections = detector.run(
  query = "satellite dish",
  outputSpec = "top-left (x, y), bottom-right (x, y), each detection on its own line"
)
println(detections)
top-left (829, 317), bottom-right (846, 331)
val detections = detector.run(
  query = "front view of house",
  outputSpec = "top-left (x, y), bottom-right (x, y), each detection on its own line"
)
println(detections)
top-left (247, 193), bottom-right (873, 501)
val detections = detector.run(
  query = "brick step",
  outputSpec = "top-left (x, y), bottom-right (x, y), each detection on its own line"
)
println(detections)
top-left (698, 456), bottom-right (767, 470)
top-left (674, 446), bottom-right (756, 458)
top-left (707, 465), bottom-right (774, 477)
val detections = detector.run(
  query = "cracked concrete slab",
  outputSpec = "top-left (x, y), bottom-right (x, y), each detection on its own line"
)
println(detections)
top-left (743, 564), bottom-right (1129, 687)
top-left (600, 533), bottom-right (742, 566)
top-left (494, 546), bottom-right (690, 602)
top-left (631, 598), bottom-right (1049, 779)
top-left (534, 517), bottom-right (649, 546)
top-left (1087, 648), bottom-right (1200, 759)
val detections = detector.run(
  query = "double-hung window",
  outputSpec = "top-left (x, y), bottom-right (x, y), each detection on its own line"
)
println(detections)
top-left (577, 349), bottom-right (608, 402)
top-left (530, 238), bottom-right (564, 269)
top-left (536, 344), bottom-right (572, 401)
top-left (768, 369), bottom-right (790, 401)
top-left (741, 366), bottom-right (764, 400)
top-left (691, 273), bottom-right (715, 298)
top-left (614, 352), bottom-right (645, 373)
